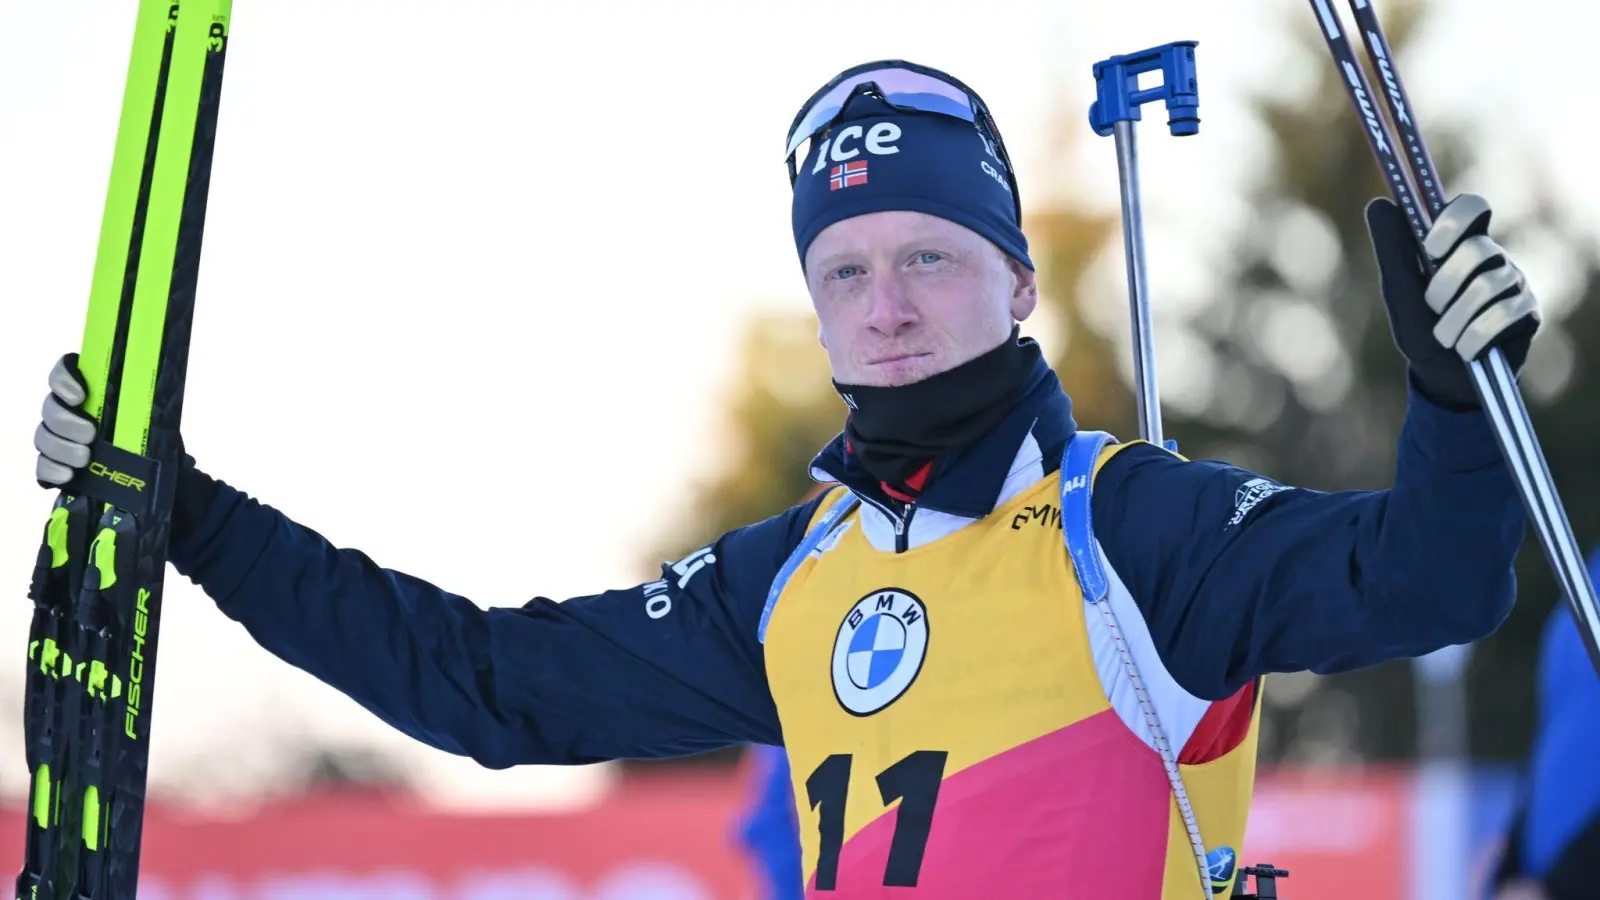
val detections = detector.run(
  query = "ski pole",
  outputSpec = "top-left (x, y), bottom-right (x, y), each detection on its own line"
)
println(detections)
top-left (1089, 46), bottom-right (1296, 900)
top-left (1088, 41), bottom-right (1199, 450)
top-left (1306, 0), bottom-right (1600, 677)
top-left (1089, 43), bottom-right (1207, 897)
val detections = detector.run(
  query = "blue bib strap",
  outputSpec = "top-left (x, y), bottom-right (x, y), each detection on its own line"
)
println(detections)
top-left (1060, 430), bottom-right (1116, 604)
top-left (758, 488), bottom-right (860, 644)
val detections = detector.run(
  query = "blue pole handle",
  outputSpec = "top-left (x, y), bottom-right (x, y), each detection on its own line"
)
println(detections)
top-left (1088, 41), bottom-right (1200, 137)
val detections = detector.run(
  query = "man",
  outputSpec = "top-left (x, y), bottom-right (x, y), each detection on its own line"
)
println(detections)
top-left (1489, 548), bottom-right (1600, 900)
top-left (33, 60), bottom-right (1539, 898)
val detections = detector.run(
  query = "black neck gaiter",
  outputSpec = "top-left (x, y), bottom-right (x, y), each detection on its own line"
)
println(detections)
top-left (834, 329), bottom-right (1041, 494)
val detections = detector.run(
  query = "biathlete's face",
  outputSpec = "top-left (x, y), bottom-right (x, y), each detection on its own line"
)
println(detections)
top-left (804, 210), bottom-right (1038, 387)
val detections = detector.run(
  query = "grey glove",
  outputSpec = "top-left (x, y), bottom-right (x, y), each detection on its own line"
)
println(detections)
top-left (34, 353), bottom-right (98, 488)
top-left (33, 352), bottom-right (218, 537)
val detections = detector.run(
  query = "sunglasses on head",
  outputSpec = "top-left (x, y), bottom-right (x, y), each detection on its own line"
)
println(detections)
top-left (784, 60), bottom-right (1022, 224)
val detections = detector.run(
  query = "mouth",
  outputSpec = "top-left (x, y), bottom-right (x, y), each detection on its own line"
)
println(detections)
top-left (866, 352), bottom-right (931, 366)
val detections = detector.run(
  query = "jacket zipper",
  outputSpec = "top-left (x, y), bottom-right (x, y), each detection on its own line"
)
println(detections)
top-left (848, 490), bottom-right (918, 554)
top-left (895, 502), bottom-right (916, 554)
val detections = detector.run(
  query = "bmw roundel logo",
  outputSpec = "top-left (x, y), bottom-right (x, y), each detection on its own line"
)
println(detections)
top-left (831, 588), bottom-right (929, 716)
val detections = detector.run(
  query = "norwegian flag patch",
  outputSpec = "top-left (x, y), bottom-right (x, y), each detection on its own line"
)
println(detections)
top-left (829, 160), bottom-right (868, 190)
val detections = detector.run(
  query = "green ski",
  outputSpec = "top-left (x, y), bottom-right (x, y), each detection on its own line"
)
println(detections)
top-left (15, 2), bottom-right (235, 898)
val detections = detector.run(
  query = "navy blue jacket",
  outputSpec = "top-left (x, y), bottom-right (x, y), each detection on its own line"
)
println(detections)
top-left (168, 359), bottom-right (1525, 765)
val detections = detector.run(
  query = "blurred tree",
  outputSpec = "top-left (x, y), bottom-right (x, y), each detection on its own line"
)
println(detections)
top-left (290, 745), bottom-right (413, 796)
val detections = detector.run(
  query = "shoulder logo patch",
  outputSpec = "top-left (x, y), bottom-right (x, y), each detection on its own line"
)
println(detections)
top-left (832, 588), bottom-right (929, 716)
top-left (1228, 477), bottom-right (1291, 527)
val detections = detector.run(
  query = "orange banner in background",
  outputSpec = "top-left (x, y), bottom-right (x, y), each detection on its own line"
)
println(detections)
top-left (1, 767), bottom-right (1421, 899)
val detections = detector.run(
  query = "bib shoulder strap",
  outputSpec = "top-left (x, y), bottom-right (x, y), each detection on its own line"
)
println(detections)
top-left (1059, 431), bottom-right (1177, 603)
top-left (757, 487), bottom-right (860, 644)
top-left (1060, 430), bottom-right (1116, 604)
top-left (1058, 430), bottom-right (1215, 896)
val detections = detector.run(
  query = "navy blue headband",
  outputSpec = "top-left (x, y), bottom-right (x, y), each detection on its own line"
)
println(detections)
top-left (790, 95), bottom-right (1032, 272)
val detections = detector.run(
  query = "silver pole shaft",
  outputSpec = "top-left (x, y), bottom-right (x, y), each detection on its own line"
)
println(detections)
top-left (1475, 351), bottom-right (1600, 665)
top-left (1112, 120), bottom-right (1163, 445)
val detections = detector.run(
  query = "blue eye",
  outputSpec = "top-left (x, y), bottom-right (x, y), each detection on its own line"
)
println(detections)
top-left (916, 252), bottom-right (943, 264)
top-left (835, 265), bottom-right (862, 280)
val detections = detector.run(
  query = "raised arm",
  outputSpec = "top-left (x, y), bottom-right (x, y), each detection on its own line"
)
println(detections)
top-left (1091, 189), bottom-right (1544, 701)
top-left (1092, 384), bottom-right (1523, 702)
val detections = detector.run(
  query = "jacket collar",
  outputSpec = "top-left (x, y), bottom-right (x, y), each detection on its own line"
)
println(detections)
top-left (808, 357), bottom-right (1077, 518)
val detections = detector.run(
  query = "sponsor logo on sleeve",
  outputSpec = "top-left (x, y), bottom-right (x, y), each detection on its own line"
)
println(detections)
top-left (1228, 478), bottom-right (1291, 527)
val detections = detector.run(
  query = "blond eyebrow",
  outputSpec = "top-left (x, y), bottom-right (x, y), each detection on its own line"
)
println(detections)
top-left (816, 235), bottom-right (969, 269)
top-left (809, 250), bottom-right (862, 275)
top-left (808, 229), bottom-right (983, 280)
top-left (894, 231), bottom-right (982, 260)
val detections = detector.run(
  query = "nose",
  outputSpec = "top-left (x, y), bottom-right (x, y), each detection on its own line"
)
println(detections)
top-left (862, 270), bottom-right (917, 337)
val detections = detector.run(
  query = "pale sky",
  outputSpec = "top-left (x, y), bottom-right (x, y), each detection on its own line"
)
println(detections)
top-left (1, 0), bottom-right (1596, 811)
